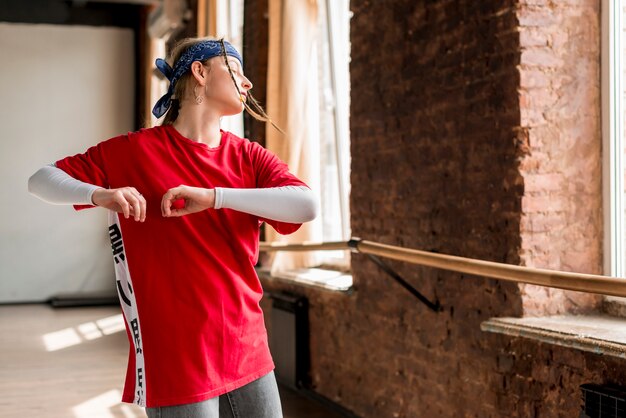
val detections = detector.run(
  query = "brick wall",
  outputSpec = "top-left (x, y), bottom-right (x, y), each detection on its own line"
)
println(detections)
top-left (491, 334), bottom-right (626, 416)
top-left (517, 0), bottom-right (602, 315)
top-left (343, 3), bottom-right (525, 415)
top-left (256, 0), bottom-right (626, 416)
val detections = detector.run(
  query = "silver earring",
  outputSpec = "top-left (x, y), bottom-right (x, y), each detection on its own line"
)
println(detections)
top-left (194, 85), bottom-right (203, 104)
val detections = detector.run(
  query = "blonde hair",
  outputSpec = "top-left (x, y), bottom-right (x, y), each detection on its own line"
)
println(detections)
top-left (159, 37), bottom-right (282, 133)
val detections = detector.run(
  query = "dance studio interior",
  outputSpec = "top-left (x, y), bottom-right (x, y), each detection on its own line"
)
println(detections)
top-left (2, 0), bottom-right (626, 417)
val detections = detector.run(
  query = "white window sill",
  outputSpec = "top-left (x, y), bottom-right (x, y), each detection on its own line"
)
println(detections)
top-left (257, 267), bottom-right (353, 292)
top-left (481, 315), bottom-right (626, 359)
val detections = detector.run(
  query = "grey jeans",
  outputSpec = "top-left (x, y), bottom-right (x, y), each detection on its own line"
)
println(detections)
top-left (145, 371), bottom-right (283, 418)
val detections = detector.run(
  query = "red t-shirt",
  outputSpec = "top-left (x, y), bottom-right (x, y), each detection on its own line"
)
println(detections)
top-left (56, 125), bottom-right (305, 407)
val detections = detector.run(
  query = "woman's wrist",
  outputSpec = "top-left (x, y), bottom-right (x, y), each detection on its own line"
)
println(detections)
top-left (90, 188), bottom-right (108, 206)
top-left (203, 188), bottom-right (216, 209)
top-left (213, 188), bottom-right (223, 209)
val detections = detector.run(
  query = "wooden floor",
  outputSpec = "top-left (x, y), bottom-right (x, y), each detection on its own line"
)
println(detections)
top-left (0, 304), bottom-right (343, 418)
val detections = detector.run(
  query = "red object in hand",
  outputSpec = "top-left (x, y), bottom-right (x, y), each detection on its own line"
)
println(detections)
top-left (172, 198), bottom-right (186, 210)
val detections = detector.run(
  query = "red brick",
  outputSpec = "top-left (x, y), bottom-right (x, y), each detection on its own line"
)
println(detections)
top-left (519, 68), bottom-right (551, 89)
top-left (517, 7), bottom-right (559, 27)
top-left (522, 195), bottom-right (565, 213)
top-left (519, 27), bottom-right (551, 47)
top-left (524, 173), bottom-right (563, 192)
top-left (521, 47), bottom-right (564, 67)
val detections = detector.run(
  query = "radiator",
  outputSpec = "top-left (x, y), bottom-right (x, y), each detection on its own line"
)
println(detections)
top-left (580, 384), bottom-right (626, 418)
top-left (269, 292), bottom-right (310, 389)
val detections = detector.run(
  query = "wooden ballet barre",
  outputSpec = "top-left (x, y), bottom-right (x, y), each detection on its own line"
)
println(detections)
top-left (259, 238), bottom-right (626, 298)
top-left (259, 240), bottom-right (350, 252)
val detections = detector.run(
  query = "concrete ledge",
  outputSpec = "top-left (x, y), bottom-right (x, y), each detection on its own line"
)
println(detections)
top-left (257, 267), bottom-right (353, 292)
top-left (481, 315), bottom-right (626, 359)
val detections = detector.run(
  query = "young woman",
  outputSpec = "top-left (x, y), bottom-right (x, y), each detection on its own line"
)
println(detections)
top-left (28, 37), bottom-right (317, 418)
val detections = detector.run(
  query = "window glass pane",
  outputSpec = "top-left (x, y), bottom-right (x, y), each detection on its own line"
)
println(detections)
top-left (318, 0), bottom-right (342, 242)
top-left (317, 0), bottom-right (351, 264)
top-left (605, 0), bottom-right (625, 278)
top-left (150, 39), bottom-right (167, 128)
top-left (622, 2), bottom-right (626, 274)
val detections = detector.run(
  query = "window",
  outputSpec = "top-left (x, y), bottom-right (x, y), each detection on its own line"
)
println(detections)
top-left (316, 0), bottom-right (352, 268)
top-left (149, 38), bottom-right (167, 127)
top-left (602, 0), bottom-right (625, 279)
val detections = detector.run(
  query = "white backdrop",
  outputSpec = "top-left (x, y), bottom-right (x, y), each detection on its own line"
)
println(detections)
top-left (0, 23), bottom-right (134, 303)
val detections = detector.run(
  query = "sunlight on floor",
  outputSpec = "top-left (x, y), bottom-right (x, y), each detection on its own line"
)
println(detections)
top-left (72, 389), bottom-right (143, 418)
top-left (43, 314), bottom-right (125, 351)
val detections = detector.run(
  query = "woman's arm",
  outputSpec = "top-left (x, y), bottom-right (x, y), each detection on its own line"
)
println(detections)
top-left (28, 164), bottom-right (101, 205)
top-left (215, 186), bottom-right (318, 223)
top-left (162, 185), bottom-right (319, 223)
top-left (28, 164), bottom-right (147, 222)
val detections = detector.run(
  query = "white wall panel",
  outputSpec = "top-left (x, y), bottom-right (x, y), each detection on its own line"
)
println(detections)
top-left (0, 23), bottom-right (134, 302)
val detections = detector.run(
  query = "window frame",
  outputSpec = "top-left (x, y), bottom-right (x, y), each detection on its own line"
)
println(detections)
top-left (314, 0), bottom-right (352, 269)
top-left (602, 0), bottom-right (624, 280)
top-left (324, 0), bottom-right (351, 243)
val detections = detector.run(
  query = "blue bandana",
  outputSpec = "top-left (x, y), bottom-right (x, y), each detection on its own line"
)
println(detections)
top-left (152, 39), bottom-right (243, 118)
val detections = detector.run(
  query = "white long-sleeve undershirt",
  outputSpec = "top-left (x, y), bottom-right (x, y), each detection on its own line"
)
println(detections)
top-left (214, 185), bottom-right (317, 223)
top-left (28, 164), bottom-right (318, 223)
top-left (28, 164), bottom-right (100, 205)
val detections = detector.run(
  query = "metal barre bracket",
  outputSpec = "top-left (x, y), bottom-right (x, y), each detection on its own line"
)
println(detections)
top-left (365, 253), bottom-right (442, 313)
top-left (347, 237), bottom-right (362, 252)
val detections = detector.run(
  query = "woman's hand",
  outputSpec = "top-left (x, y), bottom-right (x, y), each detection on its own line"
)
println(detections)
top-left (161, 185), bottom-right (216, 217)
top-left (92, 187), bottom-right (147, 222)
